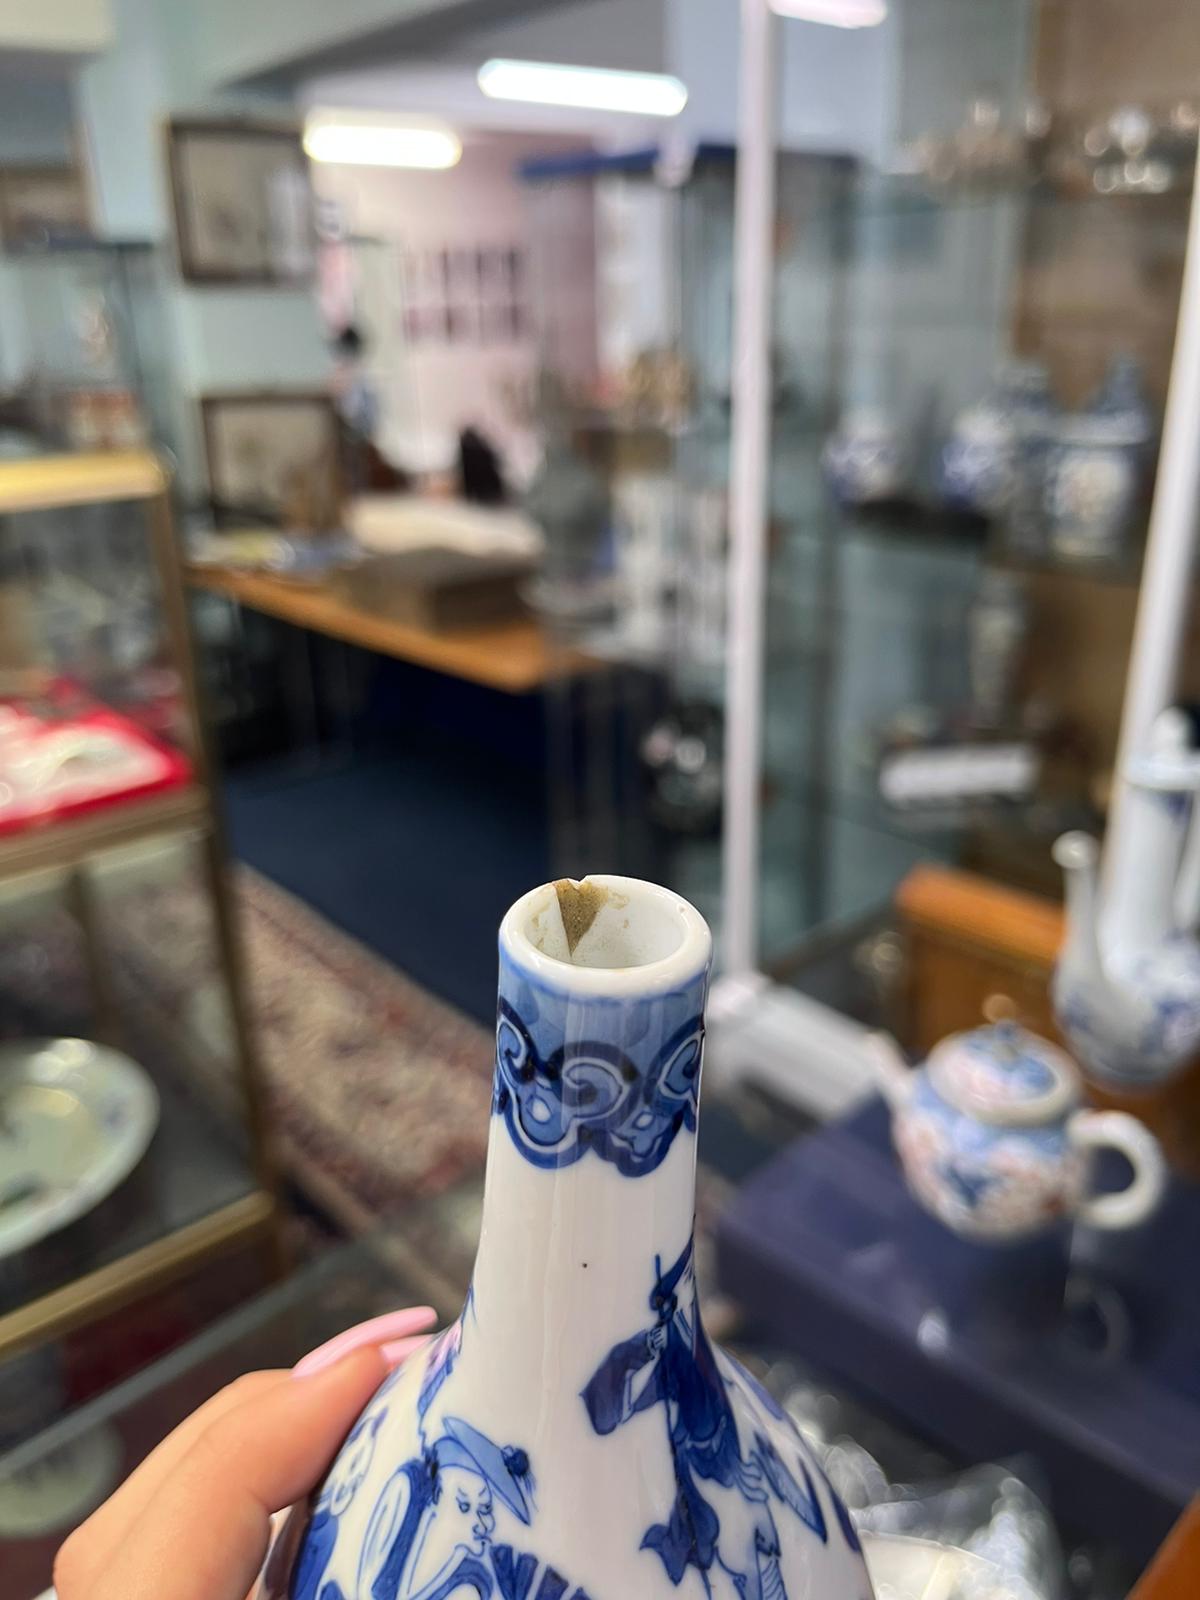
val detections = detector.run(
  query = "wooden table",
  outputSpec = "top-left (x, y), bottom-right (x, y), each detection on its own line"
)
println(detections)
top-left (187, 564), bottom-right (590, 695)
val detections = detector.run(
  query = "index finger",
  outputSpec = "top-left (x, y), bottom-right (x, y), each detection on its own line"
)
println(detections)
top-left (58, 1347), bottom-right (386, 1600)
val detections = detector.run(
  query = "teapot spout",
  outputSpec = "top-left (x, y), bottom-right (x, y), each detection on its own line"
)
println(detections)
top-left (1053, 831), bottom-right (1109, 995)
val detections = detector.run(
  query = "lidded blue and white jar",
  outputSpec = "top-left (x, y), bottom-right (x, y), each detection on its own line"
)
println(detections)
top-left (822, 407), bottom-right (905, 508)
top-left (871, 1020), bottom-right (1164, 1244)
top-left (1046, 354), bottom-right (1154, 566)
top-left (265, 877), bottom-right (872, 1600)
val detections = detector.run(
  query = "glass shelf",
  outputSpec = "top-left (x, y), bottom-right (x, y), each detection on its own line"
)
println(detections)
top-left (837, 171), bottom-right (1193, 222)
top-left (784, 507), bottom-right (1144, 590)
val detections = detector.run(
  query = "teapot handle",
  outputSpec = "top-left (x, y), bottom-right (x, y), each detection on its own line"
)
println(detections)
top-left (1068, 1110), bottom-right (1166, 1230)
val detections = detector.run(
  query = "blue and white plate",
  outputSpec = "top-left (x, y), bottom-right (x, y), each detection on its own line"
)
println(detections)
top-left (0, 1038), bottom-right (159, 1260)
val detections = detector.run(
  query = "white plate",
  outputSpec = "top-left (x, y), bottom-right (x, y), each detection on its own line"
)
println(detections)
top-left (0, 1039), bottom-right (159, 1260)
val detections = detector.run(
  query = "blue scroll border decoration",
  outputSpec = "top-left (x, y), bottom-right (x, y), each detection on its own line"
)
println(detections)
top-left (492, 998), bottom-right (704, 1176)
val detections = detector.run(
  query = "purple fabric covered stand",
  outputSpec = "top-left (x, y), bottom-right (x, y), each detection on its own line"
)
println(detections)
top-left (715, 1099), bottom-right (1200, 1567)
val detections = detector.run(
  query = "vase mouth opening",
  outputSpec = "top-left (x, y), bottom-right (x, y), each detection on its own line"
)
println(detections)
top-left (500, 875), bottom-right (711, 995)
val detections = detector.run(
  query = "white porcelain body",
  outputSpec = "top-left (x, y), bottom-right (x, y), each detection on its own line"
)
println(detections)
top-left (264, 878), bottom-right (872, 1600)
top-left (872, 1028), bottom-right (1165, 1243)
top-left (1054, 711), bottom-right (1200, 1087)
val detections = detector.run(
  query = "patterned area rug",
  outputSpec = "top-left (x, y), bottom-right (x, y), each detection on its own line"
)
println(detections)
top-left (114, 866), bottom-right (496, 1232)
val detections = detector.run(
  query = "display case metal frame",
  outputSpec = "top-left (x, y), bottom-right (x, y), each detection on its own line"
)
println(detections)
top-left (0, 450), bottom-right (279, 1362)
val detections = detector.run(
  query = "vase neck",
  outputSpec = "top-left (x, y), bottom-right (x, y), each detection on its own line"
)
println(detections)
top-left (470, 1120), bottom-right (700, 1377)
top-left (470, 886), bottom-right (710, 1387)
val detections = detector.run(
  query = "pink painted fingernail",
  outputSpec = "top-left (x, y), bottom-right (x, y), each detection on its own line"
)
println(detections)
top-left (292, 1306), bottom-right (438, 1377)
top-left (381, 1333), bottom-right (433, 1368)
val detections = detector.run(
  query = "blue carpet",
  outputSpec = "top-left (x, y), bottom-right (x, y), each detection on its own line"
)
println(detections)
top-left (223, 734), bottom-right (550, 1024)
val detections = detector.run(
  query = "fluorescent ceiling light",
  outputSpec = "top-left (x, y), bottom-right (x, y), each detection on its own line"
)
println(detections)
top-left (770, 0), bottom-right (887, 26)
top-left (304, 111), bottom-right (462, 169)
top-left (477, 58), bottom-right (687, 117)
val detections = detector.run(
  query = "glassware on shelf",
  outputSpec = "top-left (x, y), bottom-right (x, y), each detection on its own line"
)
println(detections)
top-left (639, 698), bottom-right (724, 838)
top-left (967, 571), bottom-right (1029, 730)
top-left (995, 361), bottom-right (1059, 559)
top-left (521, 418), bottom-right (613, 627)
top-left (1053, 101), bottom-right (1199, 196)
top-left (902, 94), bottom-right (1052, 191)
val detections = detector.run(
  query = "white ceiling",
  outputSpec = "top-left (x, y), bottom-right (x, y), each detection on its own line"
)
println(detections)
top-left (300, 0), bottom-right (668, 142)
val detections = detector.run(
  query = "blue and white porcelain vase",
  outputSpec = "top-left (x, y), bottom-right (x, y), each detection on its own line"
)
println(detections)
top-left (264, 877), bottom-right (872, 1600)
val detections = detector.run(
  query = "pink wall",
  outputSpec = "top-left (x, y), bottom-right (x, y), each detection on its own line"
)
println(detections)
top-left (313, 129), bottom-right (594, 483)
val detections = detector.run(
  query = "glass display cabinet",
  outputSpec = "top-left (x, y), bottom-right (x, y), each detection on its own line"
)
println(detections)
top-left (0, 241), bottom-right (175, 459)
top-left (750, 146), bottom-right (1192, 993)
top-left (718, 0), bottom-right (1200, 1120)
top-left (524, 32), bottom-right (1195, 1053)
top-left (0, 452), bottom-right (276, 1393)
top-left (522, 143), bottom-right (853, 959)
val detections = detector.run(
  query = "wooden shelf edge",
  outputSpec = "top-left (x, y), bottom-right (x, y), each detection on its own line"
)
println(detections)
top-left (186, 564), bottom-right (594, 694)
top-left (896, 863), bottom-right (1065, 969)
top-left (0, 1190), bottom-right (278, 1363)
top-left (0, 451), bottom-right (168, 514)
top-left (0, 783), bottom-right (211, 882)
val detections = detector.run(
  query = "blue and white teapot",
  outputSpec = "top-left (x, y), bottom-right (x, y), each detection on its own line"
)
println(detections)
top-left (871, 1016), bottom-right (1165, 1243)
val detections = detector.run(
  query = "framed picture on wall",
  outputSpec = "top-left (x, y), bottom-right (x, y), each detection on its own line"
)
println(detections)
top-left (167, 119), bottom-right (315, 285)
top-left (200, 391), bottom-right (340, 527)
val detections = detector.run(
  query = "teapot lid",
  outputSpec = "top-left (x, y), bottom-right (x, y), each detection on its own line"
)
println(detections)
top-left (928, 1019), bottom-right (1078, 1124)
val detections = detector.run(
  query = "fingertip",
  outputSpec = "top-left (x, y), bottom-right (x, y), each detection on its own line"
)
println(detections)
top-left (293, 1342), bottom-right (387, 1390)
top-left (380, 1332), bottom-right (432, 1368)
top-left (291, 1306), bottom-right (438, 1378)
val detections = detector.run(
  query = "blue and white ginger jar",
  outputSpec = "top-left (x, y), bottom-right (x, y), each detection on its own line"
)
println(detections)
top-left (1046, 355), bottom-right (1154, 566)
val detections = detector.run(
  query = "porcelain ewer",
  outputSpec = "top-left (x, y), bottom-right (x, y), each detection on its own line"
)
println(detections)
top-left (1054, 708), bottom-right (1200, 1088)
top-left (870, 1021), bottom-right (1165, 1243)
top-left (262, 876), bottom-right (873, 1600)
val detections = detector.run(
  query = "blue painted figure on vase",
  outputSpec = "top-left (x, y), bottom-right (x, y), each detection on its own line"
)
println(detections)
top-left (280, 1303), bottom-right (591, 1600)
top-left (290, 1408), bottom-right (389, 1600)
top-left (584, 1238), bottom-right (858, 1599)
top-left (359, 1414), bottom-right (536, 1600)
